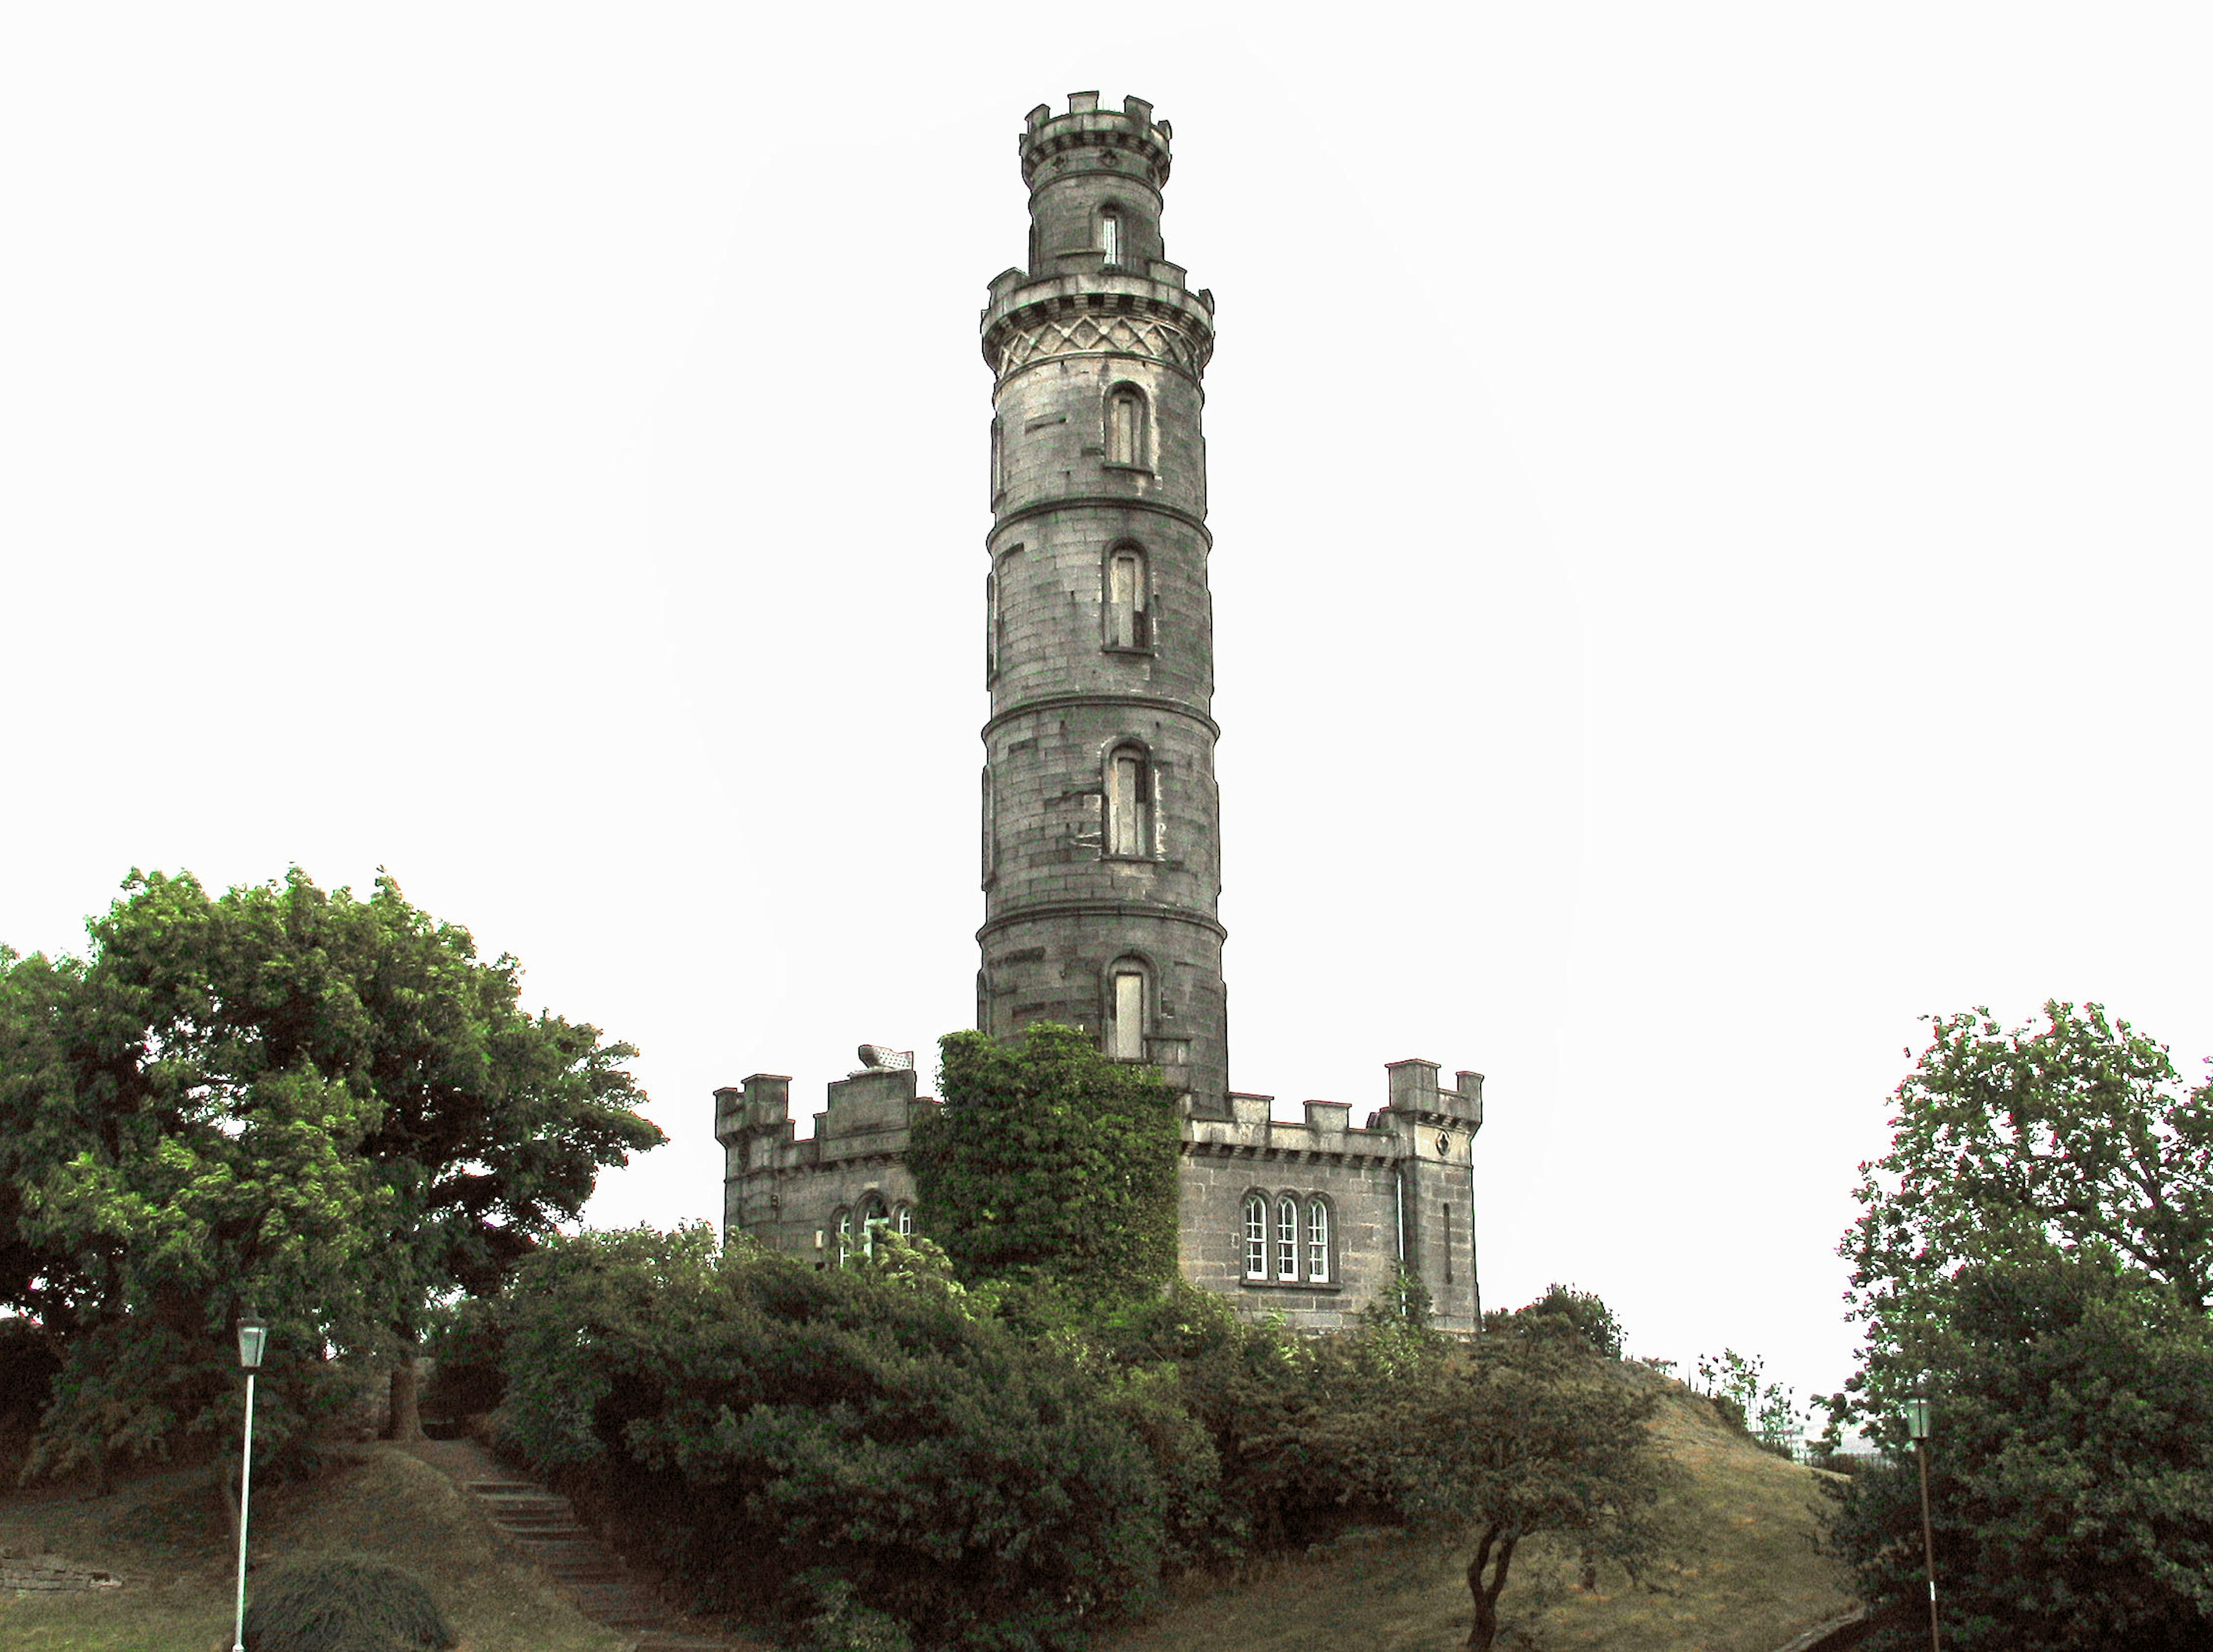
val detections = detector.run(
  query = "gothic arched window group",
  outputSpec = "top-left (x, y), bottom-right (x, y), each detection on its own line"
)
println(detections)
top-left (830, 1196), bottom-right (914, 1267)
top-left (1241, 1190), bottom-right (1334, 1286)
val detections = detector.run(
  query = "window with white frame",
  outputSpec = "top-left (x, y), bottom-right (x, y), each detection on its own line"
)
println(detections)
top-left (1100, 208), bottom-right (1121, 266)
top-left (1276, 1197), bottom-right (1299, 1281)
top-left (1306, 1199), bottom-right (1331, 1283)
top-left (1243, 1194), bottom-right (1268, 1280)
top-left (895, 1203), bottom-right (914, 1238)
top-left (834, 1207), bottom-right (852, 1267)
top-left (1106, 744), bottom-right (1150, 857)
top-left (1106, 547), bottom-right (1148, 649)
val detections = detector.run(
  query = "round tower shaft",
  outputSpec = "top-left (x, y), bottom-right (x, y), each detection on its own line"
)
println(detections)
top-left (976, 92), bottom-right (1228, 1117)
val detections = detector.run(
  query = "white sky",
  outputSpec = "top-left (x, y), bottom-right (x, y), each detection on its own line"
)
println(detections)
top-left (5, 6), bottom-right (2209, 1419)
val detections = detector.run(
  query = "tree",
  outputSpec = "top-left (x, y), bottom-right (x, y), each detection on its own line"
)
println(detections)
top-left (907, 1023), bottom-right (1180, 1305)
top-left (1484, 1281), bottom-right (1626, 1359)
top-left (0, 867), bottom-right (661, 1476)
top-left (1694, 1347), bottom-right (1803, 1456)
top-left (1387, 1332), bottom-right (1674, 1652)
top-left (1833, 1003), bottom-right (2213, 1648)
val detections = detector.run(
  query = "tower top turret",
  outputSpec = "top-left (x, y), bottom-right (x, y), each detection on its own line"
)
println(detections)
top-left (1019, 92), bottom-right (1173, 192)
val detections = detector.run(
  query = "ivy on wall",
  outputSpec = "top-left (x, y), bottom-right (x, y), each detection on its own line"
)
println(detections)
top-left (908, 1023), bottom-right (1180, 1304)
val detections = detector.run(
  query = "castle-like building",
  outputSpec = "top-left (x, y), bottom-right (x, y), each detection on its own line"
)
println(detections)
top-left (716, 94), bottom-right (1485, 1332)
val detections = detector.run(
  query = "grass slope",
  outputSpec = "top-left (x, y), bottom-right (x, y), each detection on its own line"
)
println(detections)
top-left (1102, 1375), bottom-right (1857, 1652)
top-left (0, 1445), bottom-right (624, 1652)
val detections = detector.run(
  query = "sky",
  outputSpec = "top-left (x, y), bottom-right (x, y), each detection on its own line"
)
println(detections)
top-left (5, 5), bottom-right (2209, 1423)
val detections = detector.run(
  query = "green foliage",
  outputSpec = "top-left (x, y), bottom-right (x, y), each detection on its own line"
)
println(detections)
top-left (241, 1552), bottom-right (455, 1652)
top-left (908, 1024), bottom-right (1180, 1306)
top-left (492, 1225), bottom-right (1209, 1651)
top-left (0, 867), bottom-right (660, 1477)
top-left (795, 1574), bottom-right (917, 1652)
top-left (1833, 1004), bottom-right (2213, 1649)
top-left (1485, 1281), bottom-right (1626, 1359)
top-left (1694, 1347), bottom-right (1803, 1456)
top-left (1386, 1336), bottom-right (1674, 1652)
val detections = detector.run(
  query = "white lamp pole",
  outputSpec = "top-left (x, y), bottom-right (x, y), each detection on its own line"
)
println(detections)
top-left (1902, 1390), bottom-right (1938, 1652)
top-left (232, 1314), bottom-right (268, 1652)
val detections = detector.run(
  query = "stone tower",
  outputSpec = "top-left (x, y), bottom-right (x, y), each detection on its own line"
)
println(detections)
top-left (976, 93), bottom-right (1229, 1116)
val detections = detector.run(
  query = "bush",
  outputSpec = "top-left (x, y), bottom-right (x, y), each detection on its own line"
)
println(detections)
top-left (1483, 1283), bottom-right (1625, 1359)
top-left (241, 1553), bottom-right (454, 1652)
top-left (494, 1226), bottom-right (1209, 1651)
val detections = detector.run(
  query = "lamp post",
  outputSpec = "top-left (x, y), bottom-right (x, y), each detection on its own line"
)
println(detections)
top-left (1902, 1389), bottom-right (1938, 1652)
top-left (232, 1313), bottom-right (267, 1652)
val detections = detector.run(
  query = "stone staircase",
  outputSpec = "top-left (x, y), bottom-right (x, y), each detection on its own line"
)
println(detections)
top-left (402, 1437), bottom-right (754, 1651)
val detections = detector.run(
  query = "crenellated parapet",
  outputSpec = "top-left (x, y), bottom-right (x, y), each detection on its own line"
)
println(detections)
top-left (716, 1064), bottom-right (935, 1259)
top-left (1018, 92), bottom-right (1173, 193)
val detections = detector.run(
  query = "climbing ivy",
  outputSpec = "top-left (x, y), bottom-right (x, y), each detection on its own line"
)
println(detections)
top-left (908, 1023), bottom-right (1180, 1305)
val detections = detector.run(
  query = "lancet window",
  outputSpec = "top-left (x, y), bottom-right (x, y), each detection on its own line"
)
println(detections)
top-left (1105, 546), bottom-right (1148, 649)
top-left (1105, 743), bottom-right (1151, 858)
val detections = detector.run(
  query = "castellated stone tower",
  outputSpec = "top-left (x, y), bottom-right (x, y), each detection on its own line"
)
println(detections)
top-left (976, 93), bottom-right (1229, 1117)
top-left (715, 93), bottom-right (1487, 1337)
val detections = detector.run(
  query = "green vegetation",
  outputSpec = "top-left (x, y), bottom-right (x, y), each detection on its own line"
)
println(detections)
top-left (908, 1023), bottom-right (1181, 1305)
top-left (0, 867), bottom-right (660, 1479)
top-left (1695, 1347), bottom-right (1806, 1457)
top-left (241, 1553), bottom-right (454, 1651)
top-left (1832, 1002), bottom-right (2213, 1649)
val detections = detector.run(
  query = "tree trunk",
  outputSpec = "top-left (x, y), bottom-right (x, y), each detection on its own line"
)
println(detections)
top-left (1465, 1528), bottom-right (1517, 1651)
top-left (387, 1355), bottom-right (424, 1442)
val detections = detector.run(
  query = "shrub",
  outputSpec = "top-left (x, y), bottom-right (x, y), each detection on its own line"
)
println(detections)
top-left (241, 1553), bottom-right (454, 1652)
top-left (495, 1226), bottom-right (1207, 1650)
top-left (1484, 1283), bottom-right (1625, 1359)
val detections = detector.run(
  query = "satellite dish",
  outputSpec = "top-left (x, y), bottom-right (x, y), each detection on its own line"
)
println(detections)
top-left (858, 1044), bottom-right (912, 1071)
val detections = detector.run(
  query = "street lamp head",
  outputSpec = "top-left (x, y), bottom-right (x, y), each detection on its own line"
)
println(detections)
top-left (1902, 1394), bottom-right (1931, 1441)
top-left (236, 1314), bottom-right (268, 1371)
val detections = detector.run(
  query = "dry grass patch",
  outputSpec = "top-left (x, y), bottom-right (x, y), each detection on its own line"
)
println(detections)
top-left (0, 1446), bottom-right (624, 1652)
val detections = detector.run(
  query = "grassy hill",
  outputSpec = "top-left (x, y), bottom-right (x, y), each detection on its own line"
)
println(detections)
top-left (1100, 1374), bottom-right (1860, 1652)
top-left (0, 1445), bottom-right (625, 1652)
top-left (0, 1374), bottom-right (1857, 1652)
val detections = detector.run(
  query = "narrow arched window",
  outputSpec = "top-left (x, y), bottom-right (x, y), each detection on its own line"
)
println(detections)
top-left (981, 766), bottom-right (995, 887)
top-left (1100, 209), bottom-right (1121, 266)
top-left (895, 1203), bottom-right (914, 1239)
top-left (990, 417), bottom-right (1003, 501)
top-left (1306, 1199), bottom-right (1331, 1283)
top-left (1108, 958), bottom-right (1147, 1060)
top-left (1244, 1195), bottom-right (1268, 1280)
top-left (834, 1207), bottom-right (852, 1267)
top-left (1106, 744), bottom-right (1150, 858)
top-left (985, 570), bottom-right (999, 677)
top-left (859, 1194), bottom-right (888, 1259)
top-left (1108, 387), bottom-right (1146, 467)
top-left (1106, 547), bottom-right (1147, 649)
top-left (1276, 1197), bottom-right (1300, 1281)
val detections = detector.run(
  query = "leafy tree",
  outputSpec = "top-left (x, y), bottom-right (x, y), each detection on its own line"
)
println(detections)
top-left (1833, 1003), bottom-right (2213, 1648)
top-left (1387, 1333), bottom-right (1673, 1652)
top-left (907, 1023), bottom-right (1179, 1305)
top-left (0, 867), bottom-right (660, 1477)
top-left (1830, 1251), bottom-right (2213, 1650)
top-left (1694, 1347), bottom-right (1803, 1456)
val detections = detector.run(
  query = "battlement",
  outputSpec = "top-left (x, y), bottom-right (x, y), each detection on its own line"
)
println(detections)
top-left (1019, 92), bottom-right (1173, 190)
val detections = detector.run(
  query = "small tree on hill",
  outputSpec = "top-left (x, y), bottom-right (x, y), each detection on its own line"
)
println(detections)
top-left (1388, 1333), bottom-right (1674, 1652)
top-left (907, 1023), bottom-right (1180, 1305)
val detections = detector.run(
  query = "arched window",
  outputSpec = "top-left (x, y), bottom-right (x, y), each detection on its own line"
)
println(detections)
top-left (859, 1194), bottom-right (889, 1258)
top-left (1306, 1199), bottom-right (1331, 1283)
top-left (1106, 743), bottom-right (1150, 858)
top-left (1105, 546), bottom-right (1148, 649)
top-left (1100, 208), bottom-right (1121, 266)
top-left (1276, 1197), bottom-right (1300, 1281)
top-left (833, 1207), bottom-right (852, 1267)
top-left (990, 416), bottom-right (1003, 501)
top-left (981, 765), bottom-right (995, 887)
top-left (1243, 1194), bottom-right (1268, 1280)
top-left (1107, 957), bottom-right (1147, 1060)
top-left (985, 570), bottom-right (999, 677)
top-left (895, 1203), bottom-right (914, 1239)
top-left (1107, 386), bottom-right (1146, 468)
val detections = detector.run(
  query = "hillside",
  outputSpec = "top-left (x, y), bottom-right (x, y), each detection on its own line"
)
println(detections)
top-left (0, 1445), bottom-right (626, 1652)
top-left (1100, 1373), bottom-right (1859, 1652)
top-left (0, 1374), bottom-right (1857, 1652)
